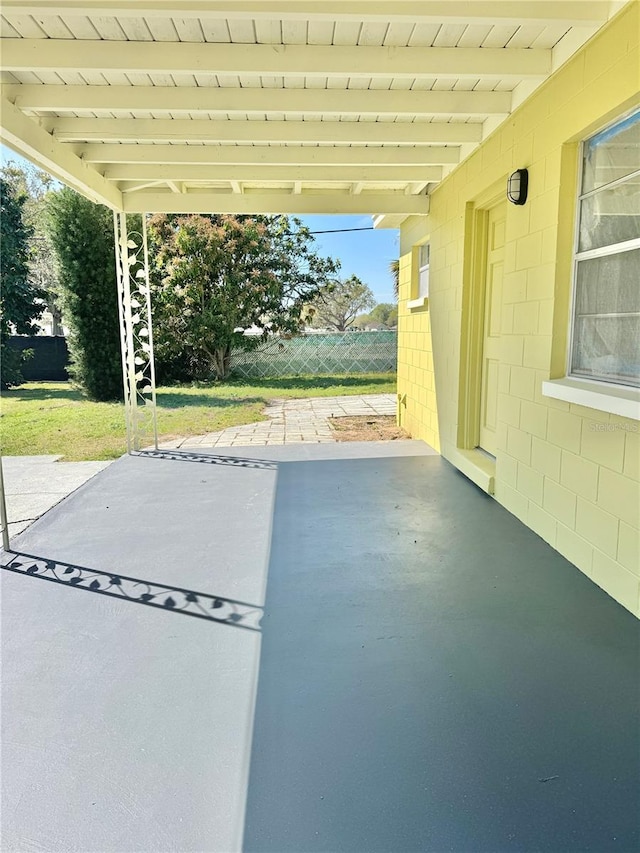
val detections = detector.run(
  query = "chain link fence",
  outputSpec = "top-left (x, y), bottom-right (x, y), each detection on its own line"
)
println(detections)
top-left (230, 331), bottom-right (397, 378)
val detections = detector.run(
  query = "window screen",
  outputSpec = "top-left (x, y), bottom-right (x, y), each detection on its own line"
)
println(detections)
top-left (418, 243), bottom-right (429, 299)
top-left (571, 109), bottom-right (640, 387)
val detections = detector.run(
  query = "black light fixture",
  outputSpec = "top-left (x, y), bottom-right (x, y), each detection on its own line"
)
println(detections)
top-left (507, 168), bottom-right (529, 205)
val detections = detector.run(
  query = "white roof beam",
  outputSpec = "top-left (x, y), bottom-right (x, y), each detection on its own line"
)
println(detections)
top-left (373, 213), bottom-right (416, 229)
top-left (53, 118), bottom-right (483, 145)
top-left (122, 180), bottom-right (167, 193)
top-left (2, 39), bottom-right (551, 80)
top-left (7, 84), bottom-right (512, 119)
top-left (122, 190), bottom-right (429, 216)
top-left (82, 142), bottom-right (474, 165)
top-left (106, 164), bottom-right (444, 183)
top-left (1, 2), bottom-right (612, 26)
top-left (406, 181), bottom-right (429, 195)
top-left (0, 96), bottom-right (122, 210)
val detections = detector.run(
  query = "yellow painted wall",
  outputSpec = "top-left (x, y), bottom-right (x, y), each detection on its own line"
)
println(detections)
top-left (397, 218), bottom-right (440, 452)
top-left (397, 2), bottom-right (640, 616)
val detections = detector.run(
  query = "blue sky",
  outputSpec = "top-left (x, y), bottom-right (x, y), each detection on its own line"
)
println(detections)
top-left (299, 215), bottom-right (399, 305)
top-left (1, 145), bottom-right (399, 305)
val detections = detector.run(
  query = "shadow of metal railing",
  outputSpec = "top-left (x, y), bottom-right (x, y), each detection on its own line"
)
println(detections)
top-left (2, 551), bottom-right (262, 631)
top-left (135, 449), bottom-right (278, 470)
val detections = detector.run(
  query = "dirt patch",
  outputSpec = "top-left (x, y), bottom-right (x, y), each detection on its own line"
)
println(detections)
top-left (328, 415), bottom-right (409, 442)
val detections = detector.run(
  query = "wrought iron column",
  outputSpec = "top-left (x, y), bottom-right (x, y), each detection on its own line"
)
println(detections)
top-left (113, 212), bottom-right (158, 453)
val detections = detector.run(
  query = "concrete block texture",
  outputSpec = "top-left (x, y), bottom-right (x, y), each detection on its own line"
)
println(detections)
top-left (396, 4), bottom-right (640, 615)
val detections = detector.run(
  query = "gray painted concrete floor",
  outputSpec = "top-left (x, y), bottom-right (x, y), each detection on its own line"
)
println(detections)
top-left (1, 442), bottom-right (638, 853)
top-left (2, 455), bottom-right (111, 536)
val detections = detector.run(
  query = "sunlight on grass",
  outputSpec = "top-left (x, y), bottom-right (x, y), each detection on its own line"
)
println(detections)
top-left (1, 374), bottom-right (396, 461)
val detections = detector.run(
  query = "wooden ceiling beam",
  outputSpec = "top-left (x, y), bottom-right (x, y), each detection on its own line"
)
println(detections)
top-left (53, 116), bottom-right (481, 145)
top-left (122, 188), bottom-right (430, 215)
top-left (1, 38), bottom-right (551, 80)
top-left (6, 84), bottom-right (512, 119)
top-left (0, 97), bottom-right (122, 208)
top-left (81, 142), bottom-right (473, 165)
top-left (0, 1), bottom-right (612, 26)
top-left (107, 164), bottom-right (443, 182)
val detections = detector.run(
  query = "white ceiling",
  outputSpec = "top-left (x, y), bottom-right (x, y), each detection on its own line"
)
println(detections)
top-left (0, 1), bottom-right (627, 220)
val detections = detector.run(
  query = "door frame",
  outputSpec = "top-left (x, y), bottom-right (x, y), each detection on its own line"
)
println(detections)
top-left (457, 180), bottom-right (506, 451)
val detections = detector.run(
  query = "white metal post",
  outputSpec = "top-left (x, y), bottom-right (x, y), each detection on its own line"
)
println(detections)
top-left (113, 211), bottom-right (158, 453)
top-left (114, 210), bottom-right (134, 453)
top-left (0, 456), bottom-right (10, 551)
top-left (141, 215), bottom-right (158, 450)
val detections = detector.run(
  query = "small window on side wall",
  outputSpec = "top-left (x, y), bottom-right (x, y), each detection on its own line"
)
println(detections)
top-left (418, 243), bottom-right (430, 299)
top-left (570, 108), bottom-right (640, 388)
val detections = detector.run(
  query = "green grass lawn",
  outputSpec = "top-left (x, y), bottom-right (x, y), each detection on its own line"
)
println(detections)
top-left (1, 374), bottom-right (397, 462)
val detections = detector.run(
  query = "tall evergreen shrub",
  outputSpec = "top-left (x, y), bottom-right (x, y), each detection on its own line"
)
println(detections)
top-left (46, 188), bottom-right (123, 400)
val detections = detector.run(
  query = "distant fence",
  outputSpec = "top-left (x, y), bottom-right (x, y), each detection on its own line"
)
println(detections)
top-left (231, 332), bottom-right (398, 379)
top-left (230, 331), bottom-right (397, 378)
top-left (6, 333), bottom-right (396, 383)
top-left (7, 335), bottom-right (69, 381)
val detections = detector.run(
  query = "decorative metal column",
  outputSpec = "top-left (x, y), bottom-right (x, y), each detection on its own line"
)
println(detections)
top-left (113, 212), bottom-right (158, 453)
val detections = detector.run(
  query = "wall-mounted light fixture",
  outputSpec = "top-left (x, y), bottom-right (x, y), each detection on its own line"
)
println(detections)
top-left (507, 168), bottom-right (529, 205)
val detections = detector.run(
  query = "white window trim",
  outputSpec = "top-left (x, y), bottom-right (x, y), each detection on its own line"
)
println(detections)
top-left (406, 242), bottom-right (430, 310)
top-left (542, 377), bottom-right (640, 420)
top-left (407, 295), bottom-right (429, 310)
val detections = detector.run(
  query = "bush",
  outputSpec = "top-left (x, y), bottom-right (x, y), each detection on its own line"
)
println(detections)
top-left (153, 345), bottom-right (211, 385)
top-left (1, 346), bottom-right (30, 388)
top-left (46, 188), bottom-right (123, 401)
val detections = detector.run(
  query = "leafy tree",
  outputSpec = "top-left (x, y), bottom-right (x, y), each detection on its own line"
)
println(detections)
top-left (2, 163), bottom-right (62, 334)
top-left (310, 274), bottom-right (375, 331)
top-left (0, 174), bottom-right (44, 388)
top-left (149, 214), bottom-right (339, 381)
top-left (370, 303), bottom-right (398, 327)
top-left (46, 187), bottom-right (123, 400)
top-left (354, 302), bottom-right (398, 329)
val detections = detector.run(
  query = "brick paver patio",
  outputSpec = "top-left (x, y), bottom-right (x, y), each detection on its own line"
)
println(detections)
top-left (158, 393), bottom-right (397, 449)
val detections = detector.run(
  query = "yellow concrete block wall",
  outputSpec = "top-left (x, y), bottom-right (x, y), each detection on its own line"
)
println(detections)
top-left (396, 2), bottom-right (640, 616)
top-left (397, 218), bottom-right (440, 453)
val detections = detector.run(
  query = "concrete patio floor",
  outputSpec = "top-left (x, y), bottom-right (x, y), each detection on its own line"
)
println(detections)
top-left (1, 455), bottom-right (112, 536)
top-left (1, 441), bottom-right (638, 852)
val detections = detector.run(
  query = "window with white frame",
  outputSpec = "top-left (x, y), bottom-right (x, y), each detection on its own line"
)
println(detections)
top-left (570, 108), bottom-right (640, 388)
top-left (418, 243), bottom-right (430, 299)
